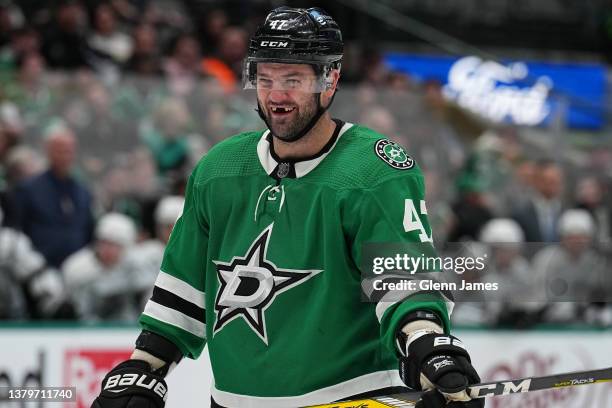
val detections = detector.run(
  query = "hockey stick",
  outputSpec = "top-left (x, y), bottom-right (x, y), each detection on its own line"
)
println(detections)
top-left (306, 366), bottom-right (612, 408)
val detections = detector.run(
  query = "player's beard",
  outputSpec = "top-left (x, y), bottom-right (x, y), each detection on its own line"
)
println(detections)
top-left (258, 94), bottom-right (319, 142)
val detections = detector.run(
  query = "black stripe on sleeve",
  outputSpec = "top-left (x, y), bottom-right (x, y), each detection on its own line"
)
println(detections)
top-left (151, 286), bottom-right (206, 324)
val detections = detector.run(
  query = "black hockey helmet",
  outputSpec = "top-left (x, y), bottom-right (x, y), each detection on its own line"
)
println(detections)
top-left (243, 7), bottom-right (343, 91)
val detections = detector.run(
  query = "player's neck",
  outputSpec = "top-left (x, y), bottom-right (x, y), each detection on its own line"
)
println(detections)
top-left (272, 114), bottom-right (336, 160)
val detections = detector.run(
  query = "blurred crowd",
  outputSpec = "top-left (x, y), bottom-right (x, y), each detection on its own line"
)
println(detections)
top-left (0, 0), bottom-right (610, 328)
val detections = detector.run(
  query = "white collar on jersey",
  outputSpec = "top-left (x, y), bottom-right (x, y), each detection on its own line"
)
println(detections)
top-left (257, 122), bottom-right (353, 179)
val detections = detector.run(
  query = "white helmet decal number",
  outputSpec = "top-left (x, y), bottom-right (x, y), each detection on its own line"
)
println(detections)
top-left (269, 20), bottom-right (289, 30)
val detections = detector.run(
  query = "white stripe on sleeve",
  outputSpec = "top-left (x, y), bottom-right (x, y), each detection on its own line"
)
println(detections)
top-left (155, 270), bottom-right (205, 308)
top-left (143, 300), bottom-right (206, 338)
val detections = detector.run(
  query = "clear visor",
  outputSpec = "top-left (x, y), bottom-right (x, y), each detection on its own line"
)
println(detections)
top-left (242, 59), bottom-right (332, 93)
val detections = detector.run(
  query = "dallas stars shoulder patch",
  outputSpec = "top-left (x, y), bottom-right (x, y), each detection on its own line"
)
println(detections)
top-left (374, 139), bottom-right (415, 170)
top-left (212, 224), bottom-right (322, 345)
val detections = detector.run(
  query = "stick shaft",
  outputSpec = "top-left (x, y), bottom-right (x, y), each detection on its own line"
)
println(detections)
top-left (306, 367), bottom-right (612, 407)
top-left (466, 366), bottom-right (612, 398)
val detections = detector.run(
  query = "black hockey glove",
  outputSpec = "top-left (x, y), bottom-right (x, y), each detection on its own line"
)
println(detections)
top-left (415, 390), bottom-right (483, 408)
top-left (399, 333), bottom-right (484, 408)
top-left (91, 360), bottom-right (168, 408)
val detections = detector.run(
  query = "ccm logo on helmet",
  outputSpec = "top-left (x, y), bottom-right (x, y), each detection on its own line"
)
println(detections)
top-left (260, 40), bottom-right (289, 48)
top-left (104, 373), bottom-right (168, 400)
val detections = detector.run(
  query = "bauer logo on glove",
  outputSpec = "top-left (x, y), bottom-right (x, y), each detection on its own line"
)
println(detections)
top-left (103, 373), bottom-right (168, 400)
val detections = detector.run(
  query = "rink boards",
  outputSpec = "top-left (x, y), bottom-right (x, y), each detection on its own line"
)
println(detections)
top-left (0, 326), bottom-right (610, 407)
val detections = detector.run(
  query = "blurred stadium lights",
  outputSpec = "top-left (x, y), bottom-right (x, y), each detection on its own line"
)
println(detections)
top-left (336, 0), bottom-right (610, 127)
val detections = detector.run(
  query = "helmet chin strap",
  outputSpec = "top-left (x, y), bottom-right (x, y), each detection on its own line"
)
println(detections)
top-left (255, 90), bottom-right (337, 143)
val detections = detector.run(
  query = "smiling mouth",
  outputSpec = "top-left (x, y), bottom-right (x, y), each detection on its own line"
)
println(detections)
top-left (270, 106), bottom-right (296, 115)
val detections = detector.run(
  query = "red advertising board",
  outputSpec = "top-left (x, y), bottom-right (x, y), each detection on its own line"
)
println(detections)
top-left (64, 349), bottom-right (132, 408)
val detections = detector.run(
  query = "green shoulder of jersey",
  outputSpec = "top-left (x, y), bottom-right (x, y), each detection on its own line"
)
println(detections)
top-left (323, 123), bottom-right (422, 189)
top-left (190, 130), bottom-right (265, 185)
top-left (190, 123), bottom-right (423, 190)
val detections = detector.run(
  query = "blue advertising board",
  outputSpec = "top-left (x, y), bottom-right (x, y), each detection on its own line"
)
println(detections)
top-left (384, 53), bottom-right (606, 129)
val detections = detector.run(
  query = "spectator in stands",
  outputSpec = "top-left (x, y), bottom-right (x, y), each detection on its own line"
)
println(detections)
top-left (531, 209), bottom-right (608, 323)
top-left (450, 218), bottom-right (530, 326)
top-left (87, 3), bottom-right (133, 81)
top-left (99, 155), bottom-right (131, 212)
top-left (98, 148), bottom-right (161, 238)
top-left (106, 0), bottom-right (150, 25)
top-left (7, 50), bottom-right (60, 140)
top-left (140, 98), bottom-right (192, 178)
top-left (478, 218), bottom-right (542, 327)
top-left (587, 147), bottom-right (612, 178)
top-left (63, 78), bottom-right (136, 163)
top-left (387, 71), bottom-right (414, 93)
top-left (0, 102), bottom-right (22, 165)
top-left (5, 51), bottom-right (53, 119)
top-left (4, 145), bottom-right (44, 188)
top-left (125, 24), bottom-right (161, 76)
top-left (516, 159), bottom-right (536, 187)
top-left (446, 171), bottom-right (494, 242)
top-left (127, 147), bottom-right (160, 198)
top-left (139, 1), bottom-right (189, 32)
top-left (0, 1), bottom-right (23, 48)
top-left (124, 195), bottom-right (184, 308)
top-left (9, 123), bottom-right (94, 267)
top-left (16, 50), bottom-right (45, 90)
top-left (359, 49), bottom-right (390, 85)
top-left (359, 106), bottom-right (397, 140)
top-left (421, 169), bottom-right (453, 245)
top-left (575, 176), bottom-right (611, 251)
top-left (506, 158), bottom-right (536, 209)
top-left (201, 26), bottom-right (248, 92)
top-left (62, 212), bottom-right (138, 320)
top-left (0, 102), bottom-right (24, 218)
top-left (163, 33), bottom-right (203, 96)
top-left (411, 80), bottom-right (466, 176)
top-left (467, 129), bottom-right (522, 215)
top-left (0, 251), bottom-right (26, 319)
top-left (0, 26), bottom-right (39, 71)
top-left (41, 0), bottom-right (89, 69)
top-left (123, 148), bottom-right (161, 236)
top-left (199, 8), bottom-right (228, 54)
top-left (512, 160), bottom-right (564, 242)
top-left (220, 27), bottom-right (248, 75)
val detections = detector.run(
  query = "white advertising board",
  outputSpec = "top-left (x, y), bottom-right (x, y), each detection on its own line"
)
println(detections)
top-left (462, 330), bottom-right (612, 408)
top-left (0, 328), bottom-right (211, 408)
top-left (0, 327), bottom-right (610, 407)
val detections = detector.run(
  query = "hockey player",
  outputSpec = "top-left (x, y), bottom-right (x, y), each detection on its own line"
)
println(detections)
top-left (0, 207), bottom-right (74, 319)
top-left (63, 212), bottom-right (138, 320)
top-left (92, 7), bottom-right (483, 408)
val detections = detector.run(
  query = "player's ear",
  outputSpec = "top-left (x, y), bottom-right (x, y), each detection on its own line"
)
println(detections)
top-left (329, 69), bottom-right (340, 91)
top-left (322, 69), bottom-right (340, 102)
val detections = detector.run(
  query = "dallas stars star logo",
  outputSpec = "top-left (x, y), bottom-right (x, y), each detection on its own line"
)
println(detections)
top-left (213, 224), bottom-right (322, 345)
top-left (375, 139), bottom-right (415, 170)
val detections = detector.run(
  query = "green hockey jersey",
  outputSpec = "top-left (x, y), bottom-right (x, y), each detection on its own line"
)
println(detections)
top-left (140, 121), bottom-right (453, 407)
